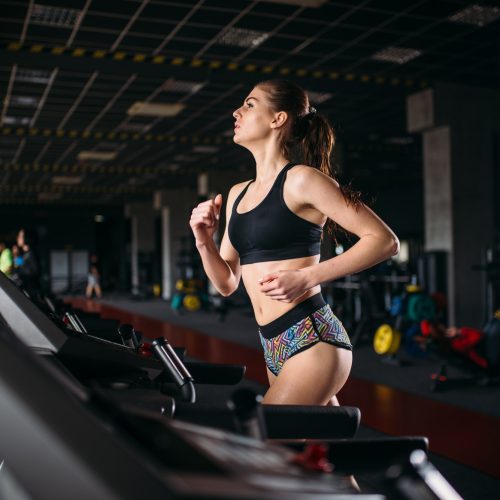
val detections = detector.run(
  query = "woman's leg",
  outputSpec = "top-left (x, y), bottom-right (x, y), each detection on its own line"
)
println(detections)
top-left (266, 368), bottom-right (277, 387)
top-left (327, 395), bottom-right (340, 406)
top-left (262, 343), bottom-right (352, 405)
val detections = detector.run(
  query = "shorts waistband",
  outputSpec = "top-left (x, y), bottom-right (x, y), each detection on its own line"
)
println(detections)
top-left (259, 293), bottom-right (326, 339)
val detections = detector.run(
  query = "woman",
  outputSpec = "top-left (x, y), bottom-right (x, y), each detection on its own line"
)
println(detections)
top-left (190, 79), bottom-right (399, 405)
top-left (86, 254), bottom-right (102, 299)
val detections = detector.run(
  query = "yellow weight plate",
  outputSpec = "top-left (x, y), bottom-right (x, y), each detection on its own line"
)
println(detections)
top-left (388, 328), bottom-right (402, 354)
top-left (373, 323), bottom-right (401, 355)
top-left (183, 294), bottom-right (201, 311)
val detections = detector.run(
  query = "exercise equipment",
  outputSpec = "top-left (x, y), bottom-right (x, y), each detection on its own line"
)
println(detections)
top-left (374, 283), bottom-right (443, 359)
top-left (152, 336), bottom-right (195, 403)
top-left (374, 323), bottom-right (402, 355)
top-left (0, 272), bottom-right (362, 442)
top-left (170, 278), bottom-right (207, 312)
top-left (407, 294), bottom-right (436, 322)
top-left (0, 322), bottom-right (368, 500)
top-left (386, 449), bottom-right (463, 500)
top-left (0, 274), bottom-right (462, 498)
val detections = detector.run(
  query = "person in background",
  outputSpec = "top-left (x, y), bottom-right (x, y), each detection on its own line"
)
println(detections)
top-left (86, 254), bottom-right (102, 299)
top-left (12, 244), bottom-right (23, 269)
top-left (0, 241), bottom-right (14, 278)
top-left (16, 229), bottom-right (41, 297)
top-left (10, 244), bottom-right (23, 285)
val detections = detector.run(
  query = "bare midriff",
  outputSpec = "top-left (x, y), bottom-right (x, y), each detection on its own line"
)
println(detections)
top-left (241, 254), bottom-right (322, 326)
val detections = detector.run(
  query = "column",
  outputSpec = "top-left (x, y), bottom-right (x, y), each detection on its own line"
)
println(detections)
top-left (407, 84), bottom-right (500, 327)
top-left (124, 201), bottom-right (155, 296)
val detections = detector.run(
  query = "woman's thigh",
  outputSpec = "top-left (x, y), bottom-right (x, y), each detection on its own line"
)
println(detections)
top-left (262, 343), bottom-right (352, 405)
top-left (267, 368), bottom-right (277, 387)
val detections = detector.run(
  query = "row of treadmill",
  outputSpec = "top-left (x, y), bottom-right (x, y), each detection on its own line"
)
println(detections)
top-left (0, 272), bottom-right (463, 500)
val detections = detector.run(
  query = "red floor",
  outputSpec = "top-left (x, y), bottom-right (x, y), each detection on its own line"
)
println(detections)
top-left (67, 298), bottom-right (500, 479)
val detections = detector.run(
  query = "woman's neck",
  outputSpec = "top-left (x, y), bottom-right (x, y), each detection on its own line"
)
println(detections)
top-left (251, 145), bottom-right (289, 183)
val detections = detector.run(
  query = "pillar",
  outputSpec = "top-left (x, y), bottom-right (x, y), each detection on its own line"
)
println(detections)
top-left (124, 202), bottom-right (155, 295)
top-left (154, 188), bottom-right (198, 300)
top-left (407, 84), bottom-right (500, 327)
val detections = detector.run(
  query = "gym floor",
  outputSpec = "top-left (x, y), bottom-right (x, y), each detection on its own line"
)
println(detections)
top-left (66, 295), bottom-right (500, 500)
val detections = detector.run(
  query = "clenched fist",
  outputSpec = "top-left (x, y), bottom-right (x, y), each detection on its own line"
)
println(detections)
top-left (189, 194), bottom-right (223, 246)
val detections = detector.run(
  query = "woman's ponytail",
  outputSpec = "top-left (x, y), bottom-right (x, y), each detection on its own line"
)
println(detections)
top-left (301, 112), bottom-right (361, 241)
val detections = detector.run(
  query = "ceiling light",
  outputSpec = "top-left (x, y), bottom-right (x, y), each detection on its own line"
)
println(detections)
top-left (372, 47), bottom-right (422, 64)
top-left (52, 176), bottom-right (83, 185)
top-left (258, 0), bottom-right (327, 6)
top-left (127, 102), bottom-right (185, 117)
top-left (94, 215), bottom-right (104, 222)
top-left (10, 96), bottom-right (39, 107)
top-left (307, 91), bottom-right (332, 105)
top-left (163, 79), bottom-right (205, 94)
top-left (77, 151), bottom-right (118, 161)
top-left (38, 192), bottom-right (62, 201)
top-left (117, 123), bottom-right (152, 133)
top-left (192, 146), bottom-right (220, 154)
top-left (218, 28), bottom-right (269, 48)
top-left (31, 4), bottom-right (81, 27)
top-left (448, 4), bottom-right (500, 26)
top-left (16, 68), bottom-right (51, 84)
top-left (2, 116), bottom-right (31, 125)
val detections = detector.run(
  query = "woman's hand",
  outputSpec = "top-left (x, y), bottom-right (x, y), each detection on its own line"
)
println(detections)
top-left (190, 194), bottom-right (223, 246)
top-left (258, 269), bottom-right (312, 302)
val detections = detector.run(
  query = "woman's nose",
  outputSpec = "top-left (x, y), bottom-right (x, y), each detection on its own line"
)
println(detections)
top-left (233, 108), bottom-right (241, 118)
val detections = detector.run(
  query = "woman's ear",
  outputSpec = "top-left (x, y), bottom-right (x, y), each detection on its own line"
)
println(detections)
top-left (270, 111), bottom-right (288, 129)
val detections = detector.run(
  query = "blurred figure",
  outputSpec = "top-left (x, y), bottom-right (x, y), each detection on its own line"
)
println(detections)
top-left (10, 244), bottom-right (23, 285)
top-left (16, 229), bottom-right (40, 296)
top-left (86, 254), bottom-right (102, 299)
top-left (12, 244), bottom-right (23, 268)
top-left (0, 241), bottom-right (13, 278)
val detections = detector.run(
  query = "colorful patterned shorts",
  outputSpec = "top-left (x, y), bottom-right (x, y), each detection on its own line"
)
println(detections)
top-left (258, 293), bottom-right (352, 376)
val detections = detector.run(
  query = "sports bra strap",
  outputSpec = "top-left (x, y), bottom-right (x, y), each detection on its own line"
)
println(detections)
top-left (232, 162), bottom-right (296, 213)
top-left (232, 180), bottom-right (254, 213)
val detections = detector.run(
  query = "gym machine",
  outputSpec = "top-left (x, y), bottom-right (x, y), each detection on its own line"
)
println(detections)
top-left (0, 316), bottom-right (462, 500)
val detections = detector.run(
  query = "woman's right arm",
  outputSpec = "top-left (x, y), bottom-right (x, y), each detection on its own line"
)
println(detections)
top-left (189, 185), bottom-right (242, 297)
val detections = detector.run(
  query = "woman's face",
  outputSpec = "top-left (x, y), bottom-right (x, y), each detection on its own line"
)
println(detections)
top-left (232, 86), bottom-right (277, 146)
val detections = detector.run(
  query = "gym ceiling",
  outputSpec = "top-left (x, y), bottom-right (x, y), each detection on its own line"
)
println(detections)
top-left (1, 0), bottom-right (499, 205)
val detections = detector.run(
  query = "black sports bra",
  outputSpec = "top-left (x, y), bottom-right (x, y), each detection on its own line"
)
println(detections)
top-left (228, 162), bottom-right (322, 265)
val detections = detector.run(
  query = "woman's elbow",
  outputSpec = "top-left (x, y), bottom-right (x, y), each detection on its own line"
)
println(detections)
top-left (387, 234), bottom-right (400, 258)
top-left (217, 278), bottom-right (239, 297)
top-left (218, 287), bottom-right (235, 298)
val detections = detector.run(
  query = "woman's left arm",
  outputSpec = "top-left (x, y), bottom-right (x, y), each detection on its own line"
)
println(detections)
top-left (260, 167), bottom-right (399, 302)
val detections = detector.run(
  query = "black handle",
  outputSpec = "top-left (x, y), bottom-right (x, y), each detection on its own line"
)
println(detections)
top-left (117, 324), bottom-right (140, 349)
top-left (152, 337), bottom-right (195, 403)
top-left (227, 388), bottom-right (267, 440)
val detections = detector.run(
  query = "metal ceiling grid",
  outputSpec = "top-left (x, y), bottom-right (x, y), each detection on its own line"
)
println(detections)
top-left (0, 0), bottom-right (498, 204)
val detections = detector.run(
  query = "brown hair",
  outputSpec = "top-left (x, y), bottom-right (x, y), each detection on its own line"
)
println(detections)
top-left (256, 79), bottom-right (361, 240)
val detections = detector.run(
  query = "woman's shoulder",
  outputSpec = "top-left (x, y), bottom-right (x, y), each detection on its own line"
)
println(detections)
top-left (287, 164), bottom-right (339, 187)
top-left (228, 179), bottom-right (253, 198)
